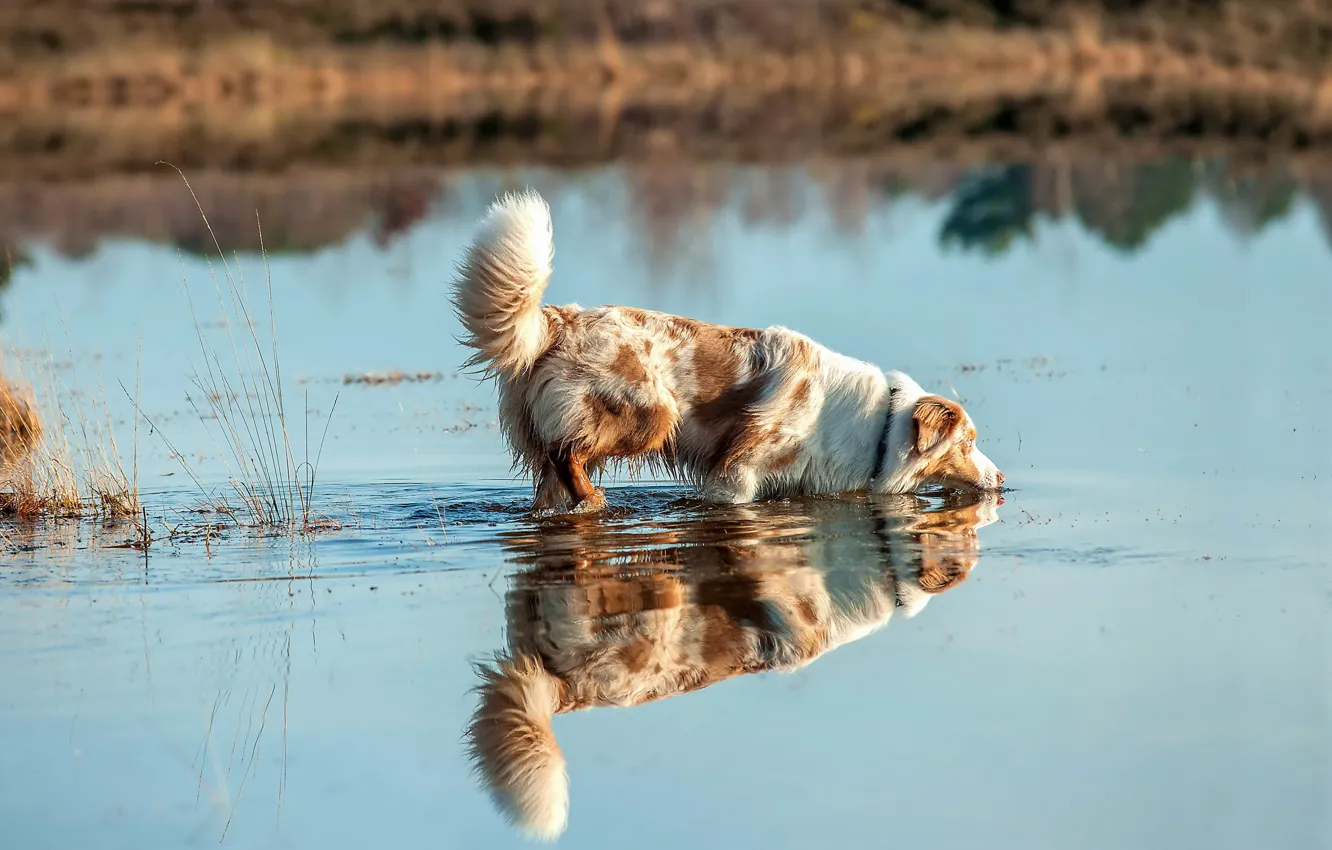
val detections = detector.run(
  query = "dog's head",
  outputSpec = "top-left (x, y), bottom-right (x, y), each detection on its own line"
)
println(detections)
top-left (881, 377), bottom-right (1004, 495)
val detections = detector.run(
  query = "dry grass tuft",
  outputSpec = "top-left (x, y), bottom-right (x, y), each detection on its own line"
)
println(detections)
top-left (0, 375), bottom-right (41, 465)
top-left (2, 167), bottom-right (342, 545)
top-left (0, 357), bottom-right (140, 525)
top-left (0, 370), bottom-right (79, 520)
top-left (2, 170), bottom-right (346, 546)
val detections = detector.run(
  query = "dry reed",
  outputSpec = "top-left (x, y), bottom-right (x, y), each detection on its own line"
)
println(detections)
top-left (153, 164), bottom-right (339, 533)
top-left (0, 351), bottom-right (140, 525)
top-left (1, 168), bottom-right (343, 546)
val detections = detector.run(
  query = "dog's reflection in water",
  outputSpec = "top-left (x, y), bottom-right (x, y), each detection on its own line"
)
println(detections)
top-left (467, 493), bottom-right (1002, 840)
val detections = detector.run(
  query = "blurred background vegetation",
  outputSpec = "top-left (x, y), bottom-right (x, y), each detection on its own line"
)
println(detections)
top-left (2, 0), bottom-right (1332, 269)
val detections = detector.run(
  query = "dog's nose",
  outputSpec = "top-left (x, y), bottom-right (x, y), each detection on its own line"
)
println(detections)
top-left (995, 471), bottom-right (1005, 487)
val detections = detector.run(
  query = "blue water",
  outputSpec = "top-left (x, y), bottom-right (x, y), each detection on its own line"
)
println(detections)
top-left (1, 164), bottom-right (1328, 849)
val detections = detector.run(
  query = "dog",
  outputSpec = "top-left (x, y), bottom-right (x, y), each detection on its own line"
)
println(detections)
top-left (452, 190), bottom-right (1003, 512)
top-left (465, 493), bottom-right (1001, 840)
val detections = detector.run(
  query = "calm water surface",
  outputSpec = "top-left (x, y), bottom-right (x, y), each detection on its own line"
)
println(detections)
top-left (1, 166), bottom-right (1329, 849)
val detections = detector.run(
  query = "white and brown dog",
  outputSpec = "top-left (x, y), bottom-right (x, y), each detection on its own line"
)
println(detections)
top-left (465, 495), bottom-right (1001, 840)
top-left (452, 190), bottom-right (1003, 512)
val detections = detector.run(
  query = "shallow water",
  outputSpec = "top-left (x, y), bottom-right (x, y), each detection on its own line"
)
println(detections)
top-left (2, 164), bottom-right (1330, 849)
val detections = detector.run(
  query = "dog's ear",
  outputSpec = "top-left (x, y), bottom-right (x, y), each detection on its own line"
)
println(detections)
top-left (912, 395), bottom-right (964, 455)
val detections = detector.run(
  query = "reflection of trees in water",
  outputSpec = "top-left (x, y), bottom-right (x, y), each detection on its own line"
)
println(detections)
top-left (0, 246), bottom-right (30, 323)
top-left (739, 168), bottom-right (803, 229)
top-left (0, 246), bottom-right (29, 284)
top-left (615, 157), bottom-right (1329, 271)
top-left (1, 157), bottom-right (1329, 288)
top-left (1206, 163), bottom-right (1300, 238)
top-left (1072, 160), bottom-right (1199, 251)
top-left (937, 157), bottom-right (1309, 256)
top-left (1309, 181), bottom-right (1332, 245)
top-left (373, 177), bottom-right (445, 248)
top-left (940, 165), bottom-right (1036, 255)
top-left (623, 160), bottom-right (729, 280)
top-left (0, 172), bottom-right (451, 263)
top-left (814, 161), bottom-right (876, 236)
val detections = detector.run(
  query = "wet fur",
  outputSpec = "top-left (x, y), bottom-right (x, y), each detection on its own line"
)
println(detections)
top-left (453, 190), bottom-right (1003, 511)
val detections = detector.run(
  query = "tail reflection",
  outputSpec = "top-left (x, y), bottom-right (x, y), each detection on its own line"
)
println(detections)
top-left (466, 492), bottom-right (1001, 840)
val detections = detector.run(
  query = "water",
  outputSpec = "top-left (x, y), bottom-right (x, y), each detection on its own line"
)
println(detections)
top-left (1, 164), bottom-right (1329, 849)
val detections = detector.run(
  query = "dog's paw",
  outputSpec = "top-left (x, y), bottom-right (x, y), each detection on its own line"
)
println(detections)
top-left (571, 489), bottom-right (608, 514)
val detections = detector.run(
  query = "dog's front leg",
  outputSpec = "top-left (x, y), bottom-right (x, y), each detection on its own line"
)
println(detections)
top-left (532, 463), bottom-right (571, 512)
top-left (699, 468), bottom-right (760, 505)
top-left (549, 449), bottom-right (607, 513)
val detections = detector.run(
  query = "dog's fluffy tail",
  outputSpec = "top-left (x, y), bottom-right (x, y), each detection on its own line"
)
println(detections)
top-left (452, 190), bottom-right (554, 378)
top-left (465, 655), bottom-right (570, 842)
